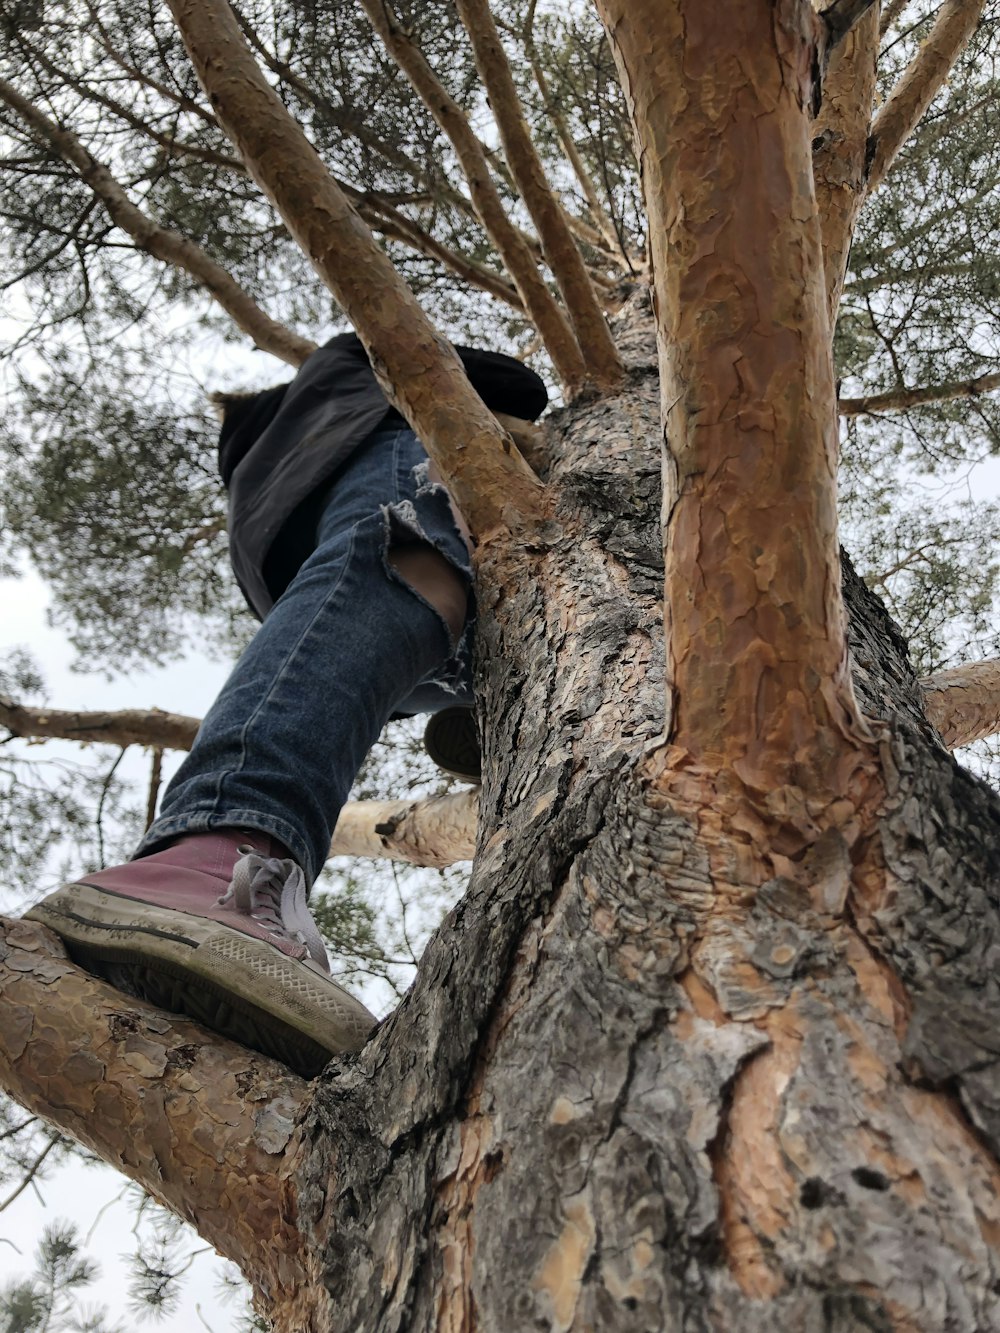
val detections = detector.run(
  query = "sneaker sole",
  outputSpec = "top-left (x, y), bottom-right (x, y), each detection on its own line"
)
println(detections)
top-left (25, 884), bottom-right (376, 1078)
top-left (423, 706), bottom-right (482, 781)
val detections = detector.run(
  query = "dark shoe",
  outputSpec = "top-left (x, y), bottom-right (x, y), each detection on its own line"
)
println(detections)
top-left (24, 830), bottom-right (376, 1077)
top-left (423, 705), bottom-right (481, 781)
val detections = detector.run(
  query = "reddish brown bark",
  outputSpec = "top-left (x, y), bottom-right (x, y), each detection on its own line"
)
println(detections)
top-left (597, 0), bottom-right (875, 838)
top-left (813, 4), bottom-right (879, 320)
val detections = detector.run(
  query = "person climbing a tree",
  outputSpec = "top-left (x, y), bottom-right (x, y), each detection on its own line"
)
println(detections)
top-left (26, 332), bottom-right (548, 1076)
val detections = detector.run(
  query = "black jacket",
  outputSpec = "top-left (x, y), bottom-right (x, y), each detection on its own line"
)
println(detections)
top-left (219, 333), bottom-right (548, 619)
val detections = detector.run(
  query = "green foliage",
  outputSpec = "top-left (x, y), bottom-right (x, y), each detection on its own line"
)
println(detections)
top-left (0, 1222), bottom-right (123, 1333)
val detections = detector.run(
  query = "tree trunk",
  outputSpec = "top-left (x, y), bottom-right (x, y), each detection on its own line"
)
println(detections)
top-left (3, 296), bottom-right (1000, 1331)
top-left (259, 300), bottom-right (996, 1333)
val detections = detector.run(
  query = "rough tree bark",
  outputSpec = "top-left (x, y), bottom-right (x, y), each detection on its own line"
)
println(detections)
top-left (3, 1), bottom-right (1000, 1330)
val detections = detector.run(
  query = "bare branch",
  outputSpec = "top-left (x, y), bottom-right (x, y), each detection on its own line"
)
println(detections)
top-left (838, 370), bottom-right (1000, 415)
top-left (354, 0), bottom-right (589, 395)
top-left (0, 917), bottom-right (313, 1308)
top-left (527, 64), bottom-right (632, 273)
top-left (166, 0), bottom-right (543, 539)
top-left (867, 0), bottom-right (985, 195)
top-left (880, 0), bottom-right (914, 37)
top-left (145, 748), bottom-right (164, 831)
top-left (13, 27), bottom-right (244, 172)
top-left (921, 659), bottom-right (1000, 747)
top-left (352, 190), bottom-right (525, 312)
top-left (0, 698), bottom-right (201, 750)
top-left (2, 697), bottom-right (482, 868)
top-left (454, 0), bottom-right (624, 388)
top-left (0, 77), bottom-right (316, 366)
top-left (330, 789), bottom-right (478, 866)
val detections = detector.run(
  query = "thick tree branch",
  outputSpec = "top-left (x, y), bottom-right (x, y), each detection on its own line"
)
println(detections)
top-left (167, 0), bottom-right (543, 539)
top-left (813, 3), bottom-right (879, 321)
top-left (0, 77), bottom-right (315, 367)
top-left (839, 370), bottom-right (1000, 415)
top-left (0, 698), bottom-right (201, 751)
top-left (597, 0), bottom-right (874, 822)
top-left (921, 659), bottom-right (1000, 748)
top-left (454, 0), bottom-right (624, 388)
top-left (867, 0), bottom-right (985, 195)
top-left (0, 917), bottom-right (313, 1311)
top-left (330, 790), bottom-right (478, 866)
top-left (354, 0), bottom-right (589, 396)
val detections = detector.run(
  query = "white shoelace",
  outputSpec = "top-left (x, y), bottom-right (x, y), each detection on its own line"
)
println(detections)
top-left (219, 853), bottom-right (331, 973)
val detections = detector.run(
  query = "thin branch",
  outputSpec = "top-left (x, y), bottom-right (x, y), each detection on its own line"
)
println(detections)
top-left (838, 370), bottom-right (1000, 415)
top-left (13, 28), bottom-right (243, 172)
top-left (0, 77), bottom-right (316, 366)
top-left (454, 0), bottom-right (623, 388)
top-left (166, 0), bottom-right (543, 538)
top-left (520, 2), bottom-right (632, 270)
top-left (84, 0), bottom-right (221, 130)
top-left (0, 1135), bottom-right (59, 1214)
top-left (867, 0), bottom-right (985, 195)
top-left (921, 659), bottom-right (1000, 748)
top-left (352, 190), bottom-right (525, 312)
top-left (145, 748), bottom-right (164, 831)
top-left (95, 746), bottom-right (126, 869)
top-left (354, 0), bottom-right (588, 395)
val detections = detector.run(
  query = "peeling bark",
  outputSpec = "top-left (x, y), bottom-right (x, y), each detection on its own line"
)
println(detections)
top-left (597, 0), bottom-right (877, 863)
top-left (330, 790), bottom-right (478, 866)
top-left (813, 3), bottom-right (879, 321)
top-left (0, 917), bottom-right (326, 1329)
top-left (921, 659), bottom-right (1000, 748)
top-left (5, 300), bottom-right (1000, 1330)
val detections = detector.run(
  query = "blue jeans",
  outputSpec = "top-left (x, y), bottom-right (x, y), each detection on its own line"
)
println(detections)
top-left (136, 425), bottom-right (474, 883)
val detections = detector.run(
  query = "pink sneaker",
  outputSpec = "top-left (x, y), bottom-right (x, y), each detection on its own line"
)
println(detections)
top-left (25, 830), bottom-right (377, 1077)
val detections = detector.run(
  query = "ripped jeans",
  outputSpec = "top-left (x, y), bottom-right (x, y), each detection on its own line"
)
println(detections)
top-left (135, 424), bottom-right (474, 884)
